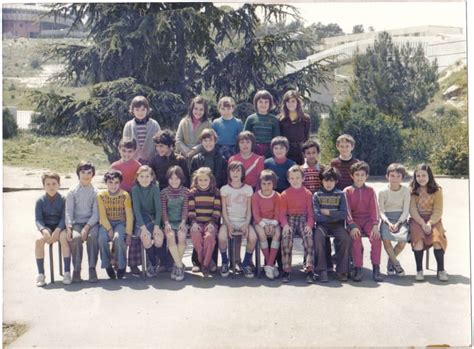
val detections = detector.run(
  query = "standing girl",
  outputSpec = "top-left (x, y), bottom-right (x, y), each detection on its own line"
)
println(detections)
top-left (131, 165), bottom-right (163, 277)
top-left (161, 166), bottom-right (189, 281)
top-left (188, 167), bottom-right (222, 277)
top-left (278, 90), bottom-right (310, 165)
top-left (409, 163), bottom-right (448, 282)
top-left (176, 96), bottom-right (212, 160)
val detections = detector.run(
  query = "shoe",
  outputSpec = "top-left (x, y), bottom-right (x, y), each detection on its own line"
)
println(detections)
top-left (416, 270), bottom-right (424, 281)
top-left (220, 263), bottom-right (230, 278)
top-left (438, 270), bottom-right (449, 282)
top-left (282, 272), bottom-right (290, 283)
top-left (242, 265), bottom-right (254, 279)
top-left (72, 270), bottom-right (82, 283)
top-left (146, 264), bottom-right (157, 277)
top-left (117, 269), bottom-right (126, 279)
top-left (393, 263), bottom-right (405, 276)
top-left (372, 265), bottom-right (384, 282)
top-left (175, 266), bottom-right (185, 282)
top-left (387, 260), bottom-right (395, 275)
top-left (170, 265), bottom-right (177, 280)
top-left (305, 271), bottom-right (314, 284)
top-left (209, 260), bottom-right (217, 273)
top-left (191, 265), bottom-right (201, 273)
top-left (336, 272), bottom-right (348, 282)
top-left (353, 267), bottom-right (363, 282)
top-left (158, 265), bottom-right (167, 273)
top-left (130, 266), bottom-right (141, 275)
top-left (319, 270), bottom-right (329, 283)
top-left (88, 268), bottom-right (98, 283)
top-left (202, 266), bottom-right (210, 278)
top-left (106, 266), bottom-right (116, 280)
top-left (36, 274), bottom-right (46, 287)
top-left (264, 265), bottom-right (274, 280)
top-left (62, 272), bottom-right (72, 285)
top-left (273, 266), bottom-right (279, 279)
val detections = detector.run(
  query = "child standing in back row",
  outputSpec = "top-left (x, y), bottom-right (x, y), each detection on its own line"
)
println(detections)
top-left (212, 96), bottom-right (243, 160)
top-left (264, 137), bottom-right (295, 193)
top-left (243, 90), bottom-right (280, 158)
top-left (409, 163), bottom-right (448, 282)
top-left (331, 134), bottom-right (359, 191)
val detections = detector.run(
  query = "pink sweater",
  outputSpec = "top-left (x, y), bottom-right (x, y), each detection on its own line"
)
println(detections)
top-left (251, 190), bottom-right (280, 224)
top-left (344, 184), bottom-right (379, 230)
top-left (279, 186), bottom-right (314, 227)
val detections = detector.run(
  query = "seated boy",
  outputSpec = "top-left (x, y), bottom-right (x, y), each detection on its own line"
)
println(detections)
top-left (97, 170), bottom-right (134, 280)
top-left (35, 172), bottom-right (71, 286)
top-left (313, 167), bottom-right (351, 282)
top-left (111, 138), bottom-right (141, 193)
top-left (264, 136), bottom-right (296, 193)
top-left (65, 161), bottom-right (100, 283)
top-left (301, 140), bottom-right (325, 194)
top-left (330, 134), bottom-right (359, 191)
top-left (344, 161), bottom-right (383, 282)
top-left (279, 165), bottom-right (314, 283)
top-left (212, 96), bottom-right (243, 160)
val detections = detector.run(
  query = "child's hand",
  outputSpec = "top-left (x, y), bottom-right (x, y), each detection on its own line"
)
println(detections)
top-left (371, 226), bottom-right (381, 240)
top-left (264, 225), bottom-right (273, 236)
top-left (164, 223), bottom-right (173, 235)
top-left (80, 227), bottom-right (89, 242)
top-left (321, 209), bottom-right (331, 216)
top-left (227, 224), bottom-right (235, 238)
top-left (282, 225), bottom-right (292, 237)
top-left (51, 228), bottom-right (61, 243)
top-left (108, 229), bottom-right (114, 241)
top-left (422, 222), bottom-right (432, 234)
top-left (179, 221), bottom-right (187, 232)
top-left (191, 223), bottom-right (201, 233)
top-left (140, 226), bottom-right (150, 240)
top-left (66, 227), bottom-right (73, 242)
top-left (206, 223), bottom-right (217, 234)
top-left (304, 225), bottom-right (312, 235)
top-left (41, 229), bottom-right (52, 243)
top-left (126, 234), bottom-right (132, 247)
top-left (350, 227), bottom-right (361, 239)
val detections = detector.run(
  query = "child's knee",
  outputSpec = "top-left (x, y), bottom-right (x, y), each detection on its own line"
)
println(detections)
top-left (36, 237), bottom-right (46, 247)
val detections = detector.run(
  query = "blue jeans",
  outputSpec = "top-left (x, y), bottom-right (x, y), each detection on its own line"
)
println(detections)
top-left (99, 220), bottom-right (127, 269)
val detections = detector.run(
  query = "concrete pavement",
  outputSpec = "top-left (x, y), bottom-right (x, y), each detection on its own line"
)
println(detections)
top-left (2, 178), bottom-right (471, 348)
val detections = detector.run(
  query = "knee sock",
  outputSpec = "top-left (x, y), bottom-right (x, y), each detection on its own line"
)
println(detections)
top-left (434, 249), bottom-right (445, 271)
top-left (146, 247), bottom-right (157, 266)
top-left (268, 241), bottom-right (280, 267)
top-left (414, 250), bottom-right (424, 271)
top-left (242, 252), bottom-right (253, 267)
top-left (36, 258), bottom-right (45, 275)
top-left (64, 256), bottom-right (71, 273)
top-left (260, 240), bottom-right (269, 262)
top-left (220, 250), bottom-right (229, 265)
top-left (168, 245), bottom-right (182, 267)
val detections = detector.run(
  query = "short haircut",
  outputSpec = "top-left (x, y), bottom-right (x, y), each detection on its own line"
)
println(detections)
top-left (259, 169), bottom-right (278, 187)
top-left (271, 136), bottom-right (289, 152)
top-left (350, 161), bottom-right (370, 175)
top-left (104, 169), bottom-right (123, 183)
top-left (302, 140), bottom-right (320, 154)
top-left (76, 161), bottom-right (96, 178)
top-left (319, 167), bottom-right (340, 182)
top-left (41, 172), bottom-right (60, 186)
top-left (188, 95), bottom-right (209, 122)
top-left (218, 96), bottom-right (236, 109)
top-left (236, 131), bottom-right (256, 150)
top-left (166, 165), bottom-right (185, 183)
top-left (227, 161), bottom-right (246, 183)
top-left (336, 134), bottom-right (355, 147)
top-left (153, 129), bottom-right (175, 147)
top-left (129, 95), bottom-right (151, 114)
top-left (135, 165), bottom-right (155, 182)
top-left (287, 164), bottom-right (304, 178)
top-left (199, 128), bottom-right (218, 142)
top-left (253, 90), bottom-right (274, 110)
top-left (119, 137), bottom-right (137, 150)
top-left (386, 163), bottom-right (407, 178)
top-left (191, 167), bottom-right (216, 192)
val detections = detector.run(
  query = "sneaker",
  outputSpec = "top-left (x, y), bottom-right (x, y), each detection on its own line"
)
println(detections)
top-left (415, 270), bottom-right (424, 281)
top-left (62, 272), bottom-right (72, 285)
top-left (72, 270), bottom-right (82, 283)
top-left (336, 272), bottom-right (349, 282)
top-left (117, 269), bottom-right (126, 279)
top-left (438, 270), bottom-right (449, 282)
top-left (209, 260), bottom-right (217, 273)
top-left (88, 268), bottom-right (98, 283)
top-left (372, 265), bottom-right (384, 282)
top-left (175, 266), bottom-right (185, 282)
top-left (353, 267), bottom-right (363, 282)
top-left (130, 266), bottom-right (141, 275)
top-left (191, 265), bottom-right (201, 273)
top-left (264, 265), bottom-right (274, 280)
top-left (106, 266), bottom-right (116, 280)
top-left (36, 274), bottom-right (46, 287)
top-left (273, 266), bottom-right (279, 279)
top-left (282, 272), bottom-right (290, 283)
top-left (146, 264), bottom-right (157, 277)
top-left (170, 265), bottom-right (177, 280)
top-left (220, 263), bottom-right (230, 278)
top-left (393, 263), bottom-right (405, 276)
top-left (242, 265), bottom-right (254, 279)
top-left (387, 260), bottom-right (395, 275)
top-left (305, 271), bottom-right (314, 284)
top-left (319, 270), bottom-right (329, 283)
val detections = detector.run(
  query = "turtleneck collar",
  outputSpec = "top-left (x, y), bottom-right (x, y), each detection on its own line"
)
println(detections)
top-left (135, 116), bottom-right (149, 125)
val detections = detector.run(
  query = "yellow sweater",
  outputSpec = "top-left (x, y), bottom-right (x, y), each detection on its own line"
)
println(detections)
top-left (409, 188), bottom-right (443, 225)
top-left (97, 189), bottom-right (134, 235)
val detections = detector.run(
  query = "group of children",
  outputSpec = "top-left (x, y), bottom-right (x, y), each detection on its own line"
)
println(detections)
top-left (34, 91), bottom-right (448, 286)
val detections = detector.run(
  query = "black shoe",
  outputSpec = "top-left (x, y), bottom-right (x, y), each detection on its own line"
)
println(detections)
top-left (372, 265), bottom-right (384, 282)
top-left (282, 272), bottom-right (290, 283)
top-left (336, 272), bottom-right (348, 282)
top-left (305, 271), bottom-right (314, 284)
top-left (353, 267), bottom-right (363, 282)
top-left (88, 268), bottom-right (98, 283)
top-left (117, 268), bottom-right (126, 279)
top-left (106, 266), bottom-right (116, 280)
top-left (130, 266), bottom-right (141, 275)
top-left (319, 270), bottom-right (329, 283)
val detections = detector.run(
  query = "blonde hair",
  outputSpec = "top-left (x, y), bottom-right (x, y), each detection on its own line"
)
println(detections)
top-left (287, 164), bottom-right (304, 179)
top-left (41, 172), bottom-right (60, 186)
top-left (191, 167), bottom-right (216, 192)
top-left (336, 134), bottom-right (355, 147)
top-left (135, 165), bottom-right (156, 185)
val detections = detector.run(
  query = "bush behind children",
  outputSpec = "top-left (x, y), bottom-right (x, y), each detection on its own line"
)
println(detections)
top-left (33, 93), bottom-right (449, 286)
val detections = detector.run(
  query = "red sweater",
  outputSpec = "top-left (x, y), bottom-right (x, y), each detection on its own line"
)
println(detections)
top-left (229, 153), bottom-right (264, 189)
top-left (279, 186), bottom-right (314, 227)
top-left (251, 190), bottom-right (280, 224)
top-left (111, 159), bottom-right (142, 193)
top-left (344, 184), bottom-right (379, 230)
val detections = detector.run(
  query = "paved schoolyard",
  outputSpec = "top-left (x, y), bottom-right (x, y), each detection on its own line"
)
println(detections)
top-left (2, 177), bottom-right (471, 348)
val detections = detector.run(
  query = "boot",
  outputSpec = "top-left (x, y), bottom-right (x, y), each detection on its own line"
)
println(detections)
top-left (353, 267), bottom-right (363, 282)
top-left (372, 264), bottom-right (384, 282)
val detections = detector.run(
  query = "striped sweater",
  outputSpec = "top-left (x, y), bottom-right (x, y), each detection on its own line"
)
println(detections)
top-left (160, 186), bottom-right (189, 224)
top-left (243, 112), bottom-right (280, 144)
top-left (330, 156), bottom-right (359, 191)
top-left (97, 189), bottom-right (134, 235)
top-left (188, 187), bottom-right (221, 224)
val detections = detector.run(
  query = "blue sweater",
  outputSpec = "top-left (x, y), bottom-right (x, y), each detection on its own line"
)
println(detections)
top-left (313, 187), bottom-right (348, 225)
top-left (264, 157), bottom-right (296, 193)
top-left (212, 117), bottom-right (243, 145)
top-left (35, 193), bottom-right (66, 231)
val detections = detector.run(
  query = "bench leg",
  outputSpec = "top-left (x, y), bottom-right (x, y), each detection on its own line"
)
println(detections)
top-left (141, 243), bottom-right (147, 280)
top-left (425, 249), bottom-right (430, 270)
top-left (255, 239), bottom-right (261, 278)
top-left (230, 237), bottom-right (236, 279)
top-left (58, 243), bottom-right (63, 276)
top-left (49, 244), bottom-right (54, 283)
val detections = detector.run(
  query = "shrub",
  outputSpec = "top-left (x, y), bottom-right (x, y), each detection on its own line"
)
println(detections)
top-left (431, 122), bottom-right (468, 175)
top-left (3, 108), bottom-right (18, 139)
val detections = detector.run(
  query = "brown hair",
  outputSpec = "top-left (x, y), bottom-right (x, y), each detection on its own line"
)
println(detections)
top-left (41, 172), bottom-right (60, 186)
top-left (259, 169), bottom-right (278, 187)
top-left (76, 161), bottom-right (96, 178)
top-left (350, 161), bottom-right (370, 176)
top-left (236, 131), bottom-right (256, 151)
top-left (198, 128), bottom-right (218, 142)
top-left (253, 90), bottom-right (274, 111)
top-left (129, 96), bottom-right (151, 114)
top-left (287, 164), bottom-right (304, 179)
top-left (319, 167), bottom-right (340, 182)
top-left (166, 165), bottom-right (185, 184)
top-left (386, 163), bottom-right (407, 178)
top-left (271, 136), bottom-right (289, 152)
top-left (336, 134), bottom-right (355, 147)
top-left (218, 96), bottom-right (236, 109)
top-left (279, 90), bottom-right (308, 123)
top-left (104, 169), bottom-right (123, 183)
top-left (135, 165), bottom-right (156, 185)
top-left (119, 137), bottom-right (137, 150)
top-left (410, 163), bottom-right (441, 195)
top-left (191, 167), bottom-right (216, 192)
top-left (227, 161), bottom-right (246, 183)
top-left (187, 95), bottom-right (209, 122)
